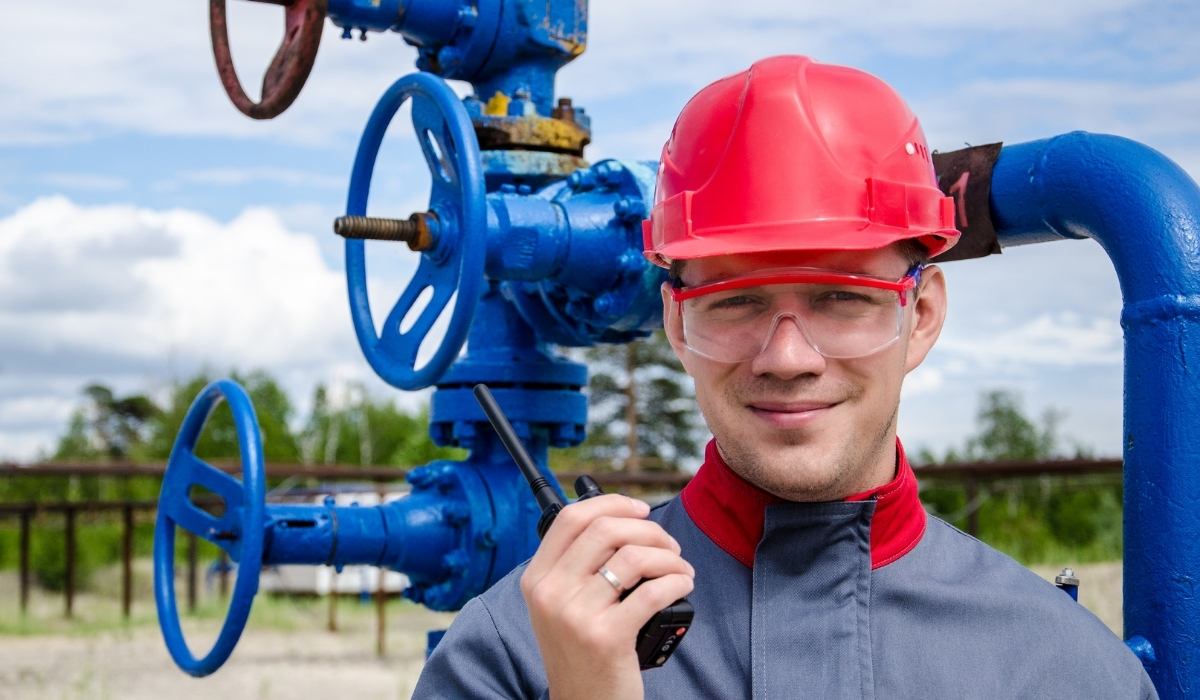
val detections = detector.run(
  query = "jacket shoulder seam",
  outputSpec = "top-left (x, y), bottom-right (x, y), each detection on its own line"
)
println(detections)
top-left (475, 594), bottom-right (529, 694)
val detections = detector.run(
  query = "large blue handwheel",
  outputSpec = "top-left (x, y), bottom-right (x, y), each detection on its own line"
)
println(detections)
top-left (153, 379), bottom-right (265, 677)
top-left (345, 72), bottom-right (487, 390)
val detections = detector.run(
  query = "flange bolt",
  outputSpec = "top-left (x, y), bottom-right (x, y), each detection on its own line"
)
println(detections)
top-left (594, 161), bottom-right (623, 187)
top-left (613, 197), bottom-right (647, 222)
top-left (1055, 567), bottom-right (1080, 586)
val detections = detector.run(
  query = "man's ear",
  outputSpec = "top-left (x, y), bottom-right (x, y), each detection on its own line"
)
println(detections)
top-left (904, 264), bottom-right (947, 373)
top-left (661, 282), bottom-right (693, 375)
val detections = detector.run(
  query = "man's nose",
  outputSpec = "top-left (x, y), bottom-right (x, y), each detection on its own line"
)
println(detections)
top-left (749, 314), bottom-right (827, 378)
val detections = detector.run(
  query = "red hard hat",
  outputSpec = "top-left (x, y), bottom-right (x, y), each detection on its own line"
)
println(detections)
top-left (642, 55), bottom-right (959, 268)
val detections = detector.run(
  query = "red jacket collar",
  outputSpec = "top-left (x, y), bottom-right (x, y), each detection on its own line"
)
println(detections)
top-left (680, 437), bottom-right (926, 570)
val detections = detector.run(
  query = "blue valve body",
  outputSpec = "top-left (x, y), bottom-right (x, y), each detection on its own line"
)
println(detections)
top-left (244, 144), bottom-right (664, 621)
top-left (255, 454), bottom-right (541, 611)
top-left (327, 0), bottom-right (405, 34)
top-left (328, 0), bottom-right (585, 116)
top-left (158, 65), bottom-right (665, 669)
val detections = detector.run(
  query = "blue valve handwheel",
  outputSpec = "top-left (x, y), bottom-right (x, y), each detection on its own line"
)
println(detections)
top-left (345, 72), bottom-right (487, 390)
top-left (153, 379), bottom-right (265, 677)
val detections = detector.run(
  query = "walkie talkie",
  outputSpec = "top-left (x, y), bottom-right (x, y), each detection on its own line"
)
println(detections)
top-left (473, 383), bottom-right (694, 670)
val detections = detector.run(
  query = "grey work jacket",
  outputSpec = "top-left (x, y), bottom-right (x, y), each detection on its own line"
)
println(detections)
top-left (414, 442), bottom-right (1157, 699)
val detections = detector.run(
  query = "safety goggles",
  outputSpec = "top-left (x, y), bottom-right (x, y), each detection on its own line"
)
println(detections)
top-left (670, 264), bottom-right (924, 363)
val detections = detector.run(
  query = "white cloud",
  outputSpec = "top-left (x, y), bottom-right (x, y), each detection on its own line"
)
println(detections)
top-left (0, 196), bottom-right (384, 460)
top-left (0, 395), bottom-right (76, 431)
top-left (0, 2), bottom-right (411, 146)
top-left (915, 76), bottom-right (1200, 174)
top-left (900, 238), bottom-right (1128, 457)
top-left (940, 312), bottom-right (1123, 367)
top-left (939, 239), bottom-right (1125, 332)
top-left (2, 0), bottom-right (1183, 149)
top-left (562, 3), bottom-right (1200, 189)
top-left (0, 196), bottom-right (464, 460)
top-left (588, 118), bottom-right (678, 162)
top-left (902, 365), bottom-right (945, 397)
top-left (563, 0), bottom-right (1150, 100)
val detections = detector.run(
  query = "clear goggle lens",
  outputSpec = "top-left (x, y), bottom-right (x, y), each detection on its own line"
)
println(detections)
top-left (673, 266), bottom-right (920, 363)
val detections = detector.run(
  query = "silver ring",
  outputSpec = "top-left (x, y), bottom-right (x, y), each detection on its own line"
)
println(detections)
top-left (597, 565), bottom-right (625, 594)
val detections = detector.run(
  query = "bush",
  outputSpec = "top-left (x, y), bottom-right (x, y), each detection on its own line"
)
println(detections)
top-left (28, 515), bottom-right (121, 591)
top-left (920, 478), bottom-right (1124, 564)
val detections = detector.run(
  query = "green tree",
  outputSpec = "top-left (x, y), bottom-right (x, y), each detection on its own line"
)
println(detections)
top-left (145, 369), bottom-right (301, 463)
top-left (52, 383), bottom-right (159, 462)
top-left (560, 332), bottom-right (700, 473)
top-left (299, 382), bottom-right (462, 467)
top-left (16, 383), bottom-right (161, 508)
top-left (53, 411), bottom-right (101, 462)
top-left (918, 390), bottom-right (1121, 564)
top-left (962, 390), bottom-right (1061, 462)
top-left (916, 390), bottom-right (1067, 467)
top-left (9, 383), bottom-right (161, 589)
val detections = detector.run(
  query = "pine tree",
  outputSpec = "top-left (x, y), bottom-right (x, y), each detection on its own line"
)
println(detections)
top-left (568, 331), bottom-right (700, 473)
top-left (51, 383), bottom-right (158, 462)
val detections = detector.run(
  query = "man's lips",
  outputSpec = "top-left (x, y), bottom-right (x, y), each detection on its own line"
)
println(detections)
top-left (747, 401), bottom-right (837, 412)
top-left (746, 400), bottom-right (839, 428)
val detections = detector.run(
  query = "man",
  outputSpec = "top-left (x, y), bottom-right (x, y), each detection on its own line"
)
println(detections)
top-left (413, 55), bottom-right (1156, 699)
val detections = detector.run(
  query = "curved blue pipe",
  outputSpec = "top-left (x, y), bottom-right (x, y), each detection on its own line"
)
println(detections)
top-left (990, 132), bottom-right (1200, 697)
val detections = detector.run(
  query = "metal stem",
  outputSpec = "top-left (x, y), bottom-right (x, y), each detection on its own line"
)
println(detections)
top-left (334, 214), bottom-right (433, 248)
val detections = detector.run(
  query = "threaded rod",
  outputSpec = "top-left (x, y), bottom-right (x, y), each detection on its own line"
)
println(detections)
top-left (334, 215), bottom-right (418, 242)
top-left (333, 213), bottom-right (434, 251)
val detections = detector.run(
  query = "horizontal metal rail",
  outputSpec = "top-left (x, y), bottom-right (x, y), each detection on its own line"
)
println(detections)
top-left (0, 457), bottom-right (1124, 486)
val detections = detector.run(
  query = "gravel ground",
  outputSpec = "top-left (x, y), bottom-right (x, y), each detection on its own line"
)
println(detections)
top-left (0, 620), bottom-right (443, 700)
top-left (0, 561), bottom-right (1123, 699)
top-left (0, 564), bottom-right (455, 700)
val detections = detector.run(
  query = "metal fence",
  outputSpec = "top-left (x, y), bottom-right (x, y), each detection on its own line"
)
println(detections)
top-left (0, 458), bottom-right (1123, 653)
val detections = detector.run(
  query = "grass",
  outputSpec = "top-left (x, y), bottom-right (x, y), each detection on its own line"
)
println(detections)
top-left (0, 558), bottom-right (425, 638)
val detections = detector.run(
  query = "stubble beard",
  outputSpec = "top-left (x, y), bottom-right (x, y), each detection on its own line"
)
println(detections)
top-left (713, 384), bottom-right (900, 502)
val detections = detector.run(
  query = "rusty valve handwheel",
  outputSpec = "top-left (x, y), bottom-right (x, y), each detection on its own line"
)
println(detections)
top-left (209, 0), bottom-right (327, 120)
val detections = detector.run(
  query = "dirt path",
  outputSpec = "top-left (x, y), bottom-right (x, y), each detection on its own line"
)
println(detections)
top-left (0, 606), bottom-right (455, 700)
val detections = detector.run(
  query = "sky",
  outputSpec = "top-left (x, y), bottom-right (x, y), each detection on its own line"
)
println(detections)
top-left (1, 1), bottom-right (1197, 463)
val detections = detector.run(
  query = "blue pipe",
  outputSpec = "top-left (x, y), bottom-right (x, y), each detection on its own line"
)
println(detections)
top-left (990, 132), bottom-right (1200, 697)
top-left (262, 496), bottom-right (458, 580)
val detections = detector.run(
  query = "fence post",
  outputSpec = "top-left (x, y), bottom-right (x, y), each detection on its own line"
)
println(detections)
top-left (19, 508), bottom-right (31, 615)
top-left (965, 476), bottom-right (980, 537)
top-left (64, 506), bottom-right (76, 619)
top-left (375, 487), bottom-right (387, 657)
top-left (187, 532), bottom-right (198, 613)
top-left (375, 569), bottom-right (386, 657)
top-left (122, 505), bottom-right (134, 619)
top-left (327, 569), bottom-right (339, 632)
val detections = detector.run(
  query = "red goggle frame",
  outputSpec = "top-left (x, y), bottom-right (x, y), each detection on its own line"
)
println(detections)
top-left (670, 264), bottom-right (925, 307)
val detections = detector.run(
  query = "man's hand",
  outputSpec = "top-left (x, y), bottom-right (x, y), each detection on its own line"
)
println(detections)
top-left (520, 494), bottom-right (695, 700)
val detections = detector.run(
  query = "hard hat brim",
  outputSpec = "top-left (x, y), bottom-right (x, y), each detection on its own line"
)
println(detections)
top-left (643, 218), bottom-right (959, 268)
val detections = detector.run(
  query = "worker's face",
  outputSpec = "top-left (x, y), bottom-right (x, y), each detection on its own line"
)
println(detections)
top-left (661, 246), bottom-right (947, 501)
